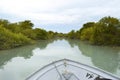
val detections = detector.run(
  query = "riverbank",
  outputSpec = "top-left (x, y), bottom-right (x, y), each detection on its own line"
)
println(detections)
top-left (0, 19), bottom-right (55, 50)
top-left (0, 39), bottom-right (120, 80)
top-left (67, 16), bottom-right (120, 46)
top-left (0, 16), bottom-right (120, 50)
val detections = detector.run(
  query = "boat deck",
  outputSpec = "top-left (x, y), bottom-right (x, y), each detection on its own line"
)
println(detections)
top-left (26, 59), bottom-right (120, 80)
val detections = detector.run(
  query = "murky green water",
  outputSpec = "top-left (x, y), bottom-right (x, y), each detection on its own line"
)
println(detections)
top-left (0, 39), bottom-right (120, 80)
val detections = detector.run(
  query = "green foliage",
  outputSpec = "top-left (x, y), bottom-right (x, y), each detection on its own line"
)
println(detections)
top-left (1, 16), bottom-right (120, 50)
top-left (22, 29), bottom-right (36, 39)
top-left (80, 27), bottom-right (94, 41)
top-left (18, 20), bottom-right (34, 30)
top-left (67, 30), bottom-right (76, 39)
top-left (48, 31), bottom-right (55, 39)
top-left (0, 26), bottom-right (33, 49)
top-left (0, 19), bottom-right (10, 28)
top-left (0, 19), bottom-right (53, 50)
top-left (34, 28), bottom-right (48, 40)
top-left (67, 16), bottom-right (120, 46)
top-left (90, 17), bottom-right (120, 45)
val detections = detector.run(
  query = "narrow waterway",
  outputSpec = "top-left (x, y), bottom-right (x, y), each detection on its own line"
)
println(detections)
top-left (0, 39), bottom-right (120, 80)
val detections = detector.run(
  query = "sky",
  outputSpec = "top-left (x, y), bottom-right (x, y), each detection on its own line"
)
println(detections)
top-left (0, 0), bottom-right (120, 33)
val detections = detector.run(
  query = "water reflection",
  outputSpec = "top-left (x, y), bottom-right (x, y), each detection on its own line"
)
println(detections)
top-left (0, 39), bottom-right (120, 79)
top-left (37, 40), bottom-right (54, 49)
top-left (0, 40), bottom-right (54, 68)
top-left (67, 39), bottom-right (120, 74)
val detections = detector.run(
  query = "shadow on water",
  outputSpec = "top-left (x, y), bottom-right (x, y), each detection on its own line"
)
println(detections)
top-left (0, 39), bottom-right (120, 77)
top-left (67, 39), bottom-right (120, 73)
top-left (0, 39), bottom-right (54, 68)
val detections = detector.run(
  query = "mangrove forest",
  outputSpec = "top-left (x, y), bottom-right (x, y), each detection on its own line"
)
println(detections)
top-left (0, 16), bottom-right (120, 50)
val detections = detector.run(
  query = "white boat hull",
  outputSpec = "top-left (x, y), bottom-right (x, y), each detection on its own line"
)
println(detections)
top-left (26, 59), bottom-right (120, 80)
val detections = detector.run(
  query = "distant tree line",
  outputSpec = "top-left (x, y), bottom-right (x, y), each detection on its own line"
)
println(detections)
top-left (0, 19), bottom-right (58, 49)
top-left (67, 16), bottom-right (120, 46)
top-left (0, 16), bottom-right (120, 50)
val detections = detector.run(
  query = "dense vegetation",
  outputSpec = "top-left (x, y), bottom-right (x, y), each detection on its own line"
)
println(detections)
top-left (67, 16), bottom-right (120, 46)
top-left (0, 19), bottom-right (57, 50)
top-left (0, 16), bottom-right (120, 50)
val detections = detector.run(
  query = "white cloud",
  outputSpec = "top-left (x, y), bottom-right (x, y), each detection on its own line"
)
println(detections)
top-left (0, 0), bottom-right (81, 24)
top-left (0, 0), bottom-right (120, 32)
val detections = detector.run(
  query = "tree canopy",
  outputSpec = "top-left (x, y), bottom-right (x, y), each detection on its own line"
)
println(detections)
top-left (0, 19), bottom-right (55, 49)
top-left (0, 16), bottom-right (120, 50)
top-left (67, 16), bottom-right (120, 46)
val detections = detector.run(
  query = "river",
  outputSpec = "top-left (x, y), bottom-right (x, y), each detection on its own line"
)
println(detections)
top-left (0, 39), bottom-right (120, 80)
